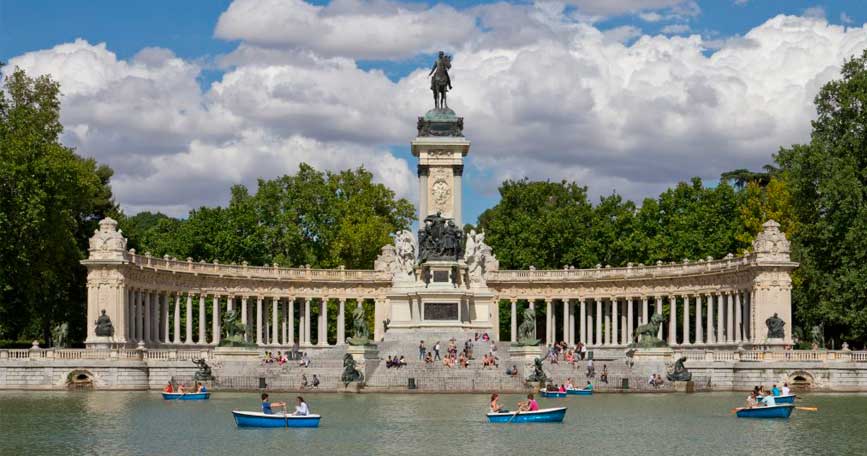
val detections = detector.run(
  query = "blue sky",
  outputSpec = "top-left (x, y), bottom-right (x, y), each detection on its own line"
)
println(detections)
top-left (3, 1), bottom-right (866, 224)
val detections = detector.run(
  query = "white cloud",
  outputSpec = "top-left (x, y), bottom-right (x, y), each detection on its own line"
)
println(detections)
top-left (214, 0), bottom-right (477, 60)
top-left (564, 0), bottom-right (688, 16)
top-left (10, 8), bottom-right (867, 222)
top-left (639, 12), bottom-right (663, 22)
top-left (661, 23), bottom-right (691, 34)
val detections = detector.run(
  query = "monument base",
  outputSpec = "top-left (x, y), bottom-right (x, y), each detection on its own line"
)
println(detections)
top-left (673, 380), bottom-right (695, 393)
top-left (630, 347), bottom-right (674, 363)
top-left (509, 345), bottom-right (544, 362)
top-left (85, 336), bottom-right (116, 350)
top-left (755, 338), bottom-right (788, 351)
top-left (347, 344), bottom-right (379, 363)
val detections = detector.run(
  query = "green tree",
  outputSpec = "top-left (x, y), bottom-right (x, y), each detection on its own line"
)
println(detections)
top-left (0, 67), bottom-right (115, 344)
top-left (776, 50), bottom-right (867, 344)
top-left (133, 164), bottom-right (414, 269)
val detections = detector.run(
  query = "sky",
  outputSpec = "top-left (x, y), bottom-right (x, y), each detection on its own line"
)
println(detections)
top-left (3, 0), bottom-right (867, 224)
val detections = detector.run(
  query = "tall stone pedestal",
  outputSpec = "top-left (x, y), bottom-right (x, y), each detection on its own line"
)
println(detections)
top-left (346, 344), bottom-right (379, 363)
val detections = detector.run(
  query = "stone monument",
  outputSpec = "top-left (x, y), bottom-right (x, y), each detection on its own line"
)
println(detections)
top-left (380, 52), bottom-right (497, 340)
top-left (629, 313), bottom-right (674, 363)
top-left (751, 220), bottom-right (796, 348)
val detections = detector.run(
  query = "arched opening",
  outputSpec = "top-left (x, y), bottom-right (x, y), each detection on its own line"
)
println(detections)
top-left (66, 370), bottom-right (94, 389)
top-left (788, 371), bottom-right (814, 391)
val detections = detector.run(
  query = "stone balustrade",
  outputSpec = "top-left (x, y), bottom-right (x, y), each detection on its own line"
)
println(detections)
top-left (0, 348), bottom-right (213, 361)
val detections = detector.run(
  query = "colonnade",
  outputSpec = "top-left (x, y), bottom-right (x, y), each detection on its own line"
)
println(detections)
top-left (503, 290), bottom-right (753, 347)
top-left (124, 289), bottom-right (372, 347)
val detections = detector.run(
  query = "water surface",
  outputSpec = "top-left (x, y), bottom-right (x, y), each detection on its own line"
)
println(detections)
top-left (1, 391), bottom-right (865, 455)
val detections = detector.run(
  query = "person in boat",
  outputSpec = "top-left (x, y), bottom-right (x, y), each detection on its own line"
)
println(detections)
top-left (771, 384), bottom-right (781, 396)
top-left (177, 383), bottom-right (186, 394)
top-left (558, 384), bottom-right (566, 393)
top-left (781, 382), bottom-right (791, 396)
top-left (164, 381), bottom-right (174, 393)
top-left (490, 393), bottom-right (507, 413)
top-left (196, 382), bottom-right (207, 393)
top-left (564, 378), bottom-right (574, 390)
top-left (584, 380), bottom-right (593, 391)
top-left (746, 390), bottom-right (758, 408)
top-left (261, 393), bottom-right (286, 415)
top-left (760, 393), bottom-right (776, 407)
top-left (518, 393), bottom-right (539, 412)
top-left (291, 396), bottom-right (309, 416)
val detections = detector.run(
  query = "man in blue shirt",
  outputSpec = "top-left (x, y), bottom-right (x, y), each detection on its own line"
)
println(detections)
top-left (771, 384), bottom-right (781, 396)
top-left (261, 393), bottom-right (286, 415)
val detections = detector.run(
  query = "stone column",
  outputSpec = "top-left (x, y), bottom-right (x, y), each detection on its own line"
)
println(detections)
top-left (545, 299), bottom-right (552, 344)
top-left (337, 298), bottom-right (346, 345)
top-left (735, 291), bottom-right (742, 343)
top-left (695, 294), bottom-right (703, 345)
top-left (282, 299), bottom-right (288, 345)
top-left (682, 294), bottom-right (691, 345)
top-left (272, 298), bottom-right (279, 346)
top-left (143, 291), bottom-right (151, 345)
top-left (304, 298), bottom-right (312, 346)
top-left (639, 296), bottom-right (646, 325)
top-left (579, 299), bottom-right (587, 345)
top-left (198, 294), bottom-right (206, 344)
top-left (627, 298), bottom-right (634, 344)
top-left (655, 296), bottom-right (663, 339)
top-left (212, 295), bottom-right (221, 345)
top-left (706, 293), bottom-right (714, 344)
top-left (668, 295), bottom-right (677, 345)
top-left (595, 299), bottom-right (602, 346)
top-left (320, 298), bottom-right (329, 346)
top-left (173, 293), bottom-right (181, 344)
top-left (510, 300), bottom-right (517, 342)
top-left (551, 304), bottom-right (556, 343)
top-left (715, 293), bottom-right (724, 345)
top-left (568, 300), bottom-right (575, 345)
top-left (562, 300), bottom-right (569, 345)
top-left (288, 298), bottom-right (296, 344)
top-left (241, 297), bottom-right (248, 341)
top-left (256, 296), bottom-right (263, 346)
top-left (135, 290), bottom-right (144, 342)
top-left (611, 298), bottom-right (619, 346)
top-left (155, 292), bottom-right (163, 344)
top-left (185, 293), bottom-right (193, 344)
top-left (726, 291), bottom-right (734, 344)
top-left (227, 296), bottom-right (234, 313)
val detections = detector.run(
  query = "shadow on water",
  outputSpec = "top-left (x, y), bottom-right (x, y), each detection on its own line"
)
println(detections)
top-left (1, 391), bottom-right (866, 455)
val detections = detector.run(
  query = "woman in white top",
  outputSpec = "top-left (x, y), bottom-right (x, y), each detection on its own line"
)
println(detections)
top-left (292, 396), bottom-right (310, 416)
top-left (781, 382), bottom-right (791, 395)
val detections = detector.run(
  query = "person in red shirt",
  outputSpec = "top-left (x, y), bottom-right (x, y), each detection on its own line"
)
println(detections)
top-left (163, 381), bottom-right (173, 393)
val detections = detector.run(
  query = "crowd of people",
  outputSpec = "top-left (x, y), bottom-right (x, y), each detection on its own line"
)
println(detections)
top-left (543, 378), bottom-right (593, 392)
top-left (261, 350), bottom-right (310, 367)
top-left (163, 381), bottom-right (207, 394)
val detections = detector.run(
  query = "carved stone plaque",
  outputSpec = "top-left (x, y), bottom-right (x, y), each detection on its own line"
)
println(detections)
top-left (424, 302), bottom-right (458, 320)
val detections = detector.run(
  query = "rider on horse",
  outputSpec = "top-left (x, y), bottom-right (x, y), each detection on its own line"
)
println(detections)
top-left (429, 51), bottom-right (452, 109)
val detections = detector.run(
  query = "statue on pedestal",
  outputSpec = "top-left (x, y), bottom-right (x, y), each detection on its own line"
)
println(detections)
top-left (94, 310), bottom-right (114, 337)
top-left (513, 307), bottom-right (540, 347)
top-left (219, 309), bottom-right (255, 347)
top-left (766, 313), bottom-right (786, 339)
top-left (340, 353), bottom-right (365, 386)
top-left (348, 306), bottom-right (371, 346)
top-left (418, 212), bottom-right (463, 262)
top-left (631, 313), bottom-right (667, 348)
top-left (429, 51), bottom-right (452, 110)
top-left (192, 358), bottom-right (214, 381)
top-left (52, 322), bottom-right (68, 348)
top-left (666, 356), bottom-right (692, 382)
top-left (526, 357), bottom-right (547, 383)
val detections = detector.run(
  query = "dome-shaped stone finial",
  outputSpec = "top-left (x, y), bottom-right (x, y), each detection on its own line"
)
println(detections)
top-left (87, 217), bottom-right (128, 261)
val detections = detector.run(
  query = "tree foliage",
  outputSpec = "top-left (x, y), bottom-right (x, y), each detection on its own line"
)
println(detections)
top-left (0, 67), bottom-right (115, 344)
top-left (122, 164), bottom-right (415, 269)
top-left (775, 49), bottom-right (867, 344)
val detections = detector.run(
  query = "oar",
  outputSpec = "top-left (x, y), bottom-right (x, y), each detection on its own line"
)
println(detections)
top-left (284, 405), bottom-right (289, 428)
top-left (796, 406), bottom-right (818, 412)
top-left (729, 407), bottom-right (743, 414)
top-left (507, 411), bottom-right (520, 423)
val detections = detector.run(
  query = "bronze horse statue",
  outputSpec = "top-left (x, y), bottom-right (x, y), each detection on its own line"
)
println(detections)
top-left (429, 51), bottom-right (452, 110)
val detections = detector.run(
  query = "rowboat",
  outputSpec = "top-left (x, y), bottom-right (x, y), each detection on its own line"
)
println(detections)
top-left (487, 407), bottom-right (567, 423)
top-left (757, 394), bottom-right (795, 404)
top-left (162, 392), bottom-right (210, 401)
top-left (541, 391), bottom-right (567, 398)
top-left (566, 388), bottom-right (593, 396)
top-left (735, 404), bottom-right (795, 419)
top-left (232, 411), bottom-right (321, 428)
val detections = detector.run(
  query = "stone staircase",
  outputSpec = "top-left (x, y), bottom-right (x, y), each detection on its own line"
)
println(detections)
top-left (364, 359), bottom-right (527, 393)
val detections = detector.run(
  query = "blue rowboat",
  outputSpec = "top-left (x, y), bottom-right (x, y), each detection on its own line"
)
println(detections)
top-left (232, 411), bottom-right (321, 428)
top-left (735, 404), bottom-right (795, 419)
top-left (757, 394), bottom-right (795, 404)
top-left (487, 407), bottom-right (567, 424)
top-left (541, 391), bottom-right (567, 398)
top-left (566, 388), bottom-right (593, 396)
top-left (162, 392), bottom-right (210, 401)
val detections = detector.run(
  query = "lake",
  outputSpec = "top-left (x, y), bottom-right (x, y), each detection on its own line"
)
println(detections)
top-left (1, 391), bottom-right (865, 455)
